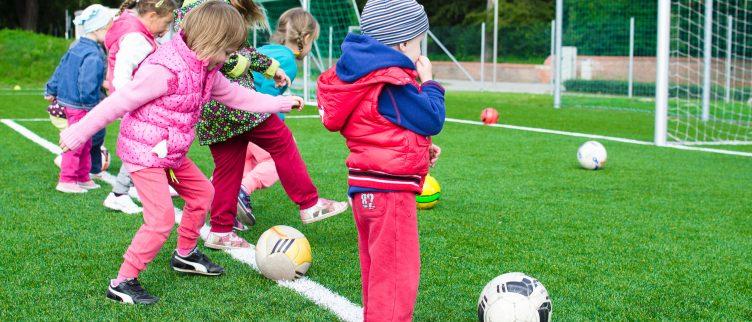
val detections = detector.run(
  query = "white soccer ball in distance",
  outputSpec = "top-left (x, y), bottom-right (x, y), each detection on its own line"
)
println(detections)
top-left (577, 140), bottom-right (607, 170)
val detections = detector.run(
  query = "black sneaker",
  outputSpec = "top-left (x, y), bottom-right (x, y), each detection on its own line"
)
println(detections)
top-left (169, 249), bottom-right (224, 276)
top-left (106, 278), bottom-right (159, 305)
top-left (236, 186), bottom-right (256, 227)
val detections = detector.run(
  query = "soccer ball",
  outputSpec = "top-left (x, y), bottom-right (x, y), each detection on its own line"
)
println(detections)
top-left (577, 141), bottom-right (607, 170)
top-left (255, 225), bottom-right (312, 281)
top-left (477, 272), bottom-right (552, 322)
top-left (13, 85), bottom-right (21, 91)
top-left (100, 146), bottom-right (111, 172)
top-left (416, 174), bottom-right (441, 210)
top-left (481, 108), bottom-right (500, 125)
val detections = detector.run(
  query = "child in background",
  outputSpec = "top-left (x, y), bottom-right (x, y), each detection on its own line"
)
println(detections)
top-left (45, 4), bottom-right (114, 194)
top-left (317, 0), bottom-right (445, 320)
top-left (177, 1), bottom-right (347, 251)
top-left (58, 1), bottom-right (304, 304)
top-left (234, 8), bottom-right (318, 229)
top-left (101, 0), bottom-right (178, 215)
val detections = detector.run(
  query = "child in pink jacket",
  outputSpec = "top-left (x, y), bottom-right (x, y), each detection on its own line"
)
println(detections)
top-left (59, 2), bottom-right (303, 305)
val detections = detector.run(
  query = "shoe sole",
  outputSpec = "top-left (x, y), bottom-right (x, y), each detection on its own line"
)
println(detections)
top-left (301, 205), bottom-right (349, 224)
top-left (103, 201), bottom-right (141, 215)
top-left (170, 266), bottom-right (223, 276)
top-left (204, 240), bottom-right (251, 251)
top-left (56, 187), bottom-right (87, 194)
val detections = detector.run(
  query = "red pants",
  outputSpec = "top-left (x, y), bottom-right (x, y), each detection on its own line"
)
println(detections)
top-left (352, 192), bottom-right (421, 322)
top-left (209, 115), bottom-right (318, 233)
top-left (118, 158), bottom-right (213, 278)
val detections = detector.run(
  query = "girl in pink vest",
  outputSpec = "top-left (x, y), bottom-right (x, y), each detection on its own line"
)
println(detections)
top-left (59, 2), bottom-right (304, 305)
top-left (102, 0), bottom-right (178, 215)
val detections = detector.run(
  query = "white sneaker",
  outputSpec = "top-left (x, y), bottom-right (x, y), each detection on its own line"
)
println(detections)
top-left (56, 182), bottom-right (87, 194)
top-left (128, 187), bottom-right (140, 201)
top-left (54, 155), bottom-right (62, 168)
top-left (300, 198), bottom-right (349, 224)
top-left (78, 180), bottom-right (101, 190)
top-left (104, 192), bottom-right (142, 214)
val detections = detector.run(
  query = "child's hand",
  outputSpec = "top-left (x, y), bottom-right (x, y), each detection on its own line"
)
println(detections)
top-left (59, 138), bottom-right (70, 153)
top-left (274, 69), bottom-right (290, 88)
top-left (44, 95), bottom-right (56, 103)
top-left (290, 96), bottom-right (305, 111)
top-left (416, 56), bottom-right (433, 83)
top-left (429, 144), bottom-right (441, 167)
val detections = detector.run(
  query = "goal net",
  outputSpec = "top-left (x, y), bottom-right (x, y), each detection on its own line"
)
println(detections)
top-left (668, 0), bottom-right (752, 145)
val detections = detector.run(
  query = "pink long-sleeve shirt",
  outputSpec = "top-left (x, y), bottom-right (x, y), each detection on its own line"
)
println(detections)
top-left (60, 64), bottom-right (296, 172)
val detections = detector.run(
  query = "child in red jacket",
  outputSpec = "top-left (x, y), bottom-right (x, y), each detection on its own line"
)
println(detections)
top-left (317, 1), bottom-right (445, 320)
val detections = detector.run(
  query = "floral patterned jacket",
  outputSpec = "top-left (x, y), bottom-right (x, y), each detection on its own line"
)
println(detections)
top-left (176, 0), bottom-right (280, 145)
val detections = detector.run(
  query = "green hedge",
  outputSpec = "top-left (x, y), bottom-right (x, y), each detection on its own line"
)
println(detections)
top-left (564, 79), bottom-right (752, 102)
top-left (0, 29), bottom-right (71, 88)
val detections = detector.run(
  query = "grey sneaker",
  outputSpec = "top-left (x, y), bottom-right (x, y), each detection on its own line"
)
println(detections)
top-left (300, 198), bottom-right (348, 224)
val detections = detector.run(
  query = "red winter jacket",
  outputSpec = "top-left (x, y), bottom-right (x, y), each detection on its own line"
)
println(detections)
top-left (317, 66), bottom-right (432, 194)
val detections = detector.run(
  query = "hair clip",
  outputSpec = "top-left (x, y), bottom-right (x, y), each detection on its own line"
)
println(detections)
top-left (155, 0), bottom-right (164, 7)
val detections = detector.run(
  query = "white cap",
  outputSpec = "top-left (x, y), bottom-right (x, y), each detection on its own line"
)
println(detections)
top-left (74, 4), bottom-right (114, 33)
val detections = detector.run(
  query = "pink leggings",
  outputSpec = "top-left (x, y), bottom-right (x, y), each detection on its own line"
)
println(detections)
top-left (117, 158), bottom-right (213, 279)
top-left (241, 143), bottom-right (279, 193)
top-left (59, 108), bottom-right (91, 183)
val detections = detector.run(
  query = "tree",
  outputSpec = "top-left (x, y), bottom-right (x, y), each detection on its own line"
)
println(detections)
top-left (15, 0), bottom-right (38, 31)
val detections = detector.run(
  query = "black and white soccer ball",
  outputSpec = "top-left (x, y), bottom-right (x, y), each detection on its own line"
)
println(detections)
top-left (477, 272), bottom-right (552, 322)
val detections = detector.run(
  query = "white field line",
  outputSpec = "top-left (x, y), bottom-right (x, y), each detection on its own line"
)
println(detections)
top-left (444, 118), bottom-right (752, 157)
top-left (6, 115), bottom-right (751, 158)
top-left (0, 119), bottom-right (363, 322)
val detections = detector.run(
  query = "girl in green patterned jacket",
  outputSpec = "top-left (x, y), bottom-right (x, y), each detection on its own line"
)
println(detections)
top-left (177, 0), bottom-right (348, 250)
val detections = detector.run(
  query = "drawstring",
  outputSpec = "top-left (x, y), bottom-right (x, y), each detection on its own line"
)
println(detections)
top-left (168, 168), bottom-right (179, 183)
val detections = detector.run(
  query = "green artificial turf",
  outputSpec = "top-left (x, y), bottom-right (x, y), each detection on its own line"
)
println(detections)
top-left (1, 92), bottom-right (751, 320)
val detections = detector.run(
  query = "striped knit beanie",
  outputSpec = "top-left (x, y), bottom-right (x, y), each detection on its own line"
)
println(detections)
top-left (360, 0), bottom-right (429, 46)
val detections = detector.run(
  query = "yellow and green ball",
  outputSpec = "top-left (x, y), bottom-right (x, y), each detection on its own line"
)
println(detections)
top-left (417, 174), bottom-right (441, 210)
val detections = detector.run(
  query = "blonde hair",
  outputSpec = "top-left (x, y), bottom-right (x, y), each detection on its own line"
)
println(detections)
top-left (270, 8), bottom-right (320, 56)
top-left (119, 0), bottom-right (178, 17)
top-left (182, 1), bottom-right (248, 60)
top-left (229, 0), bottom-right (269, 29)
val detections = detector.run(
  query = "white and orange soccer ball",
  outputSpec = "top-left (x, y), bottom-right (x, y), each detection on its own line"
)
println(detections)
top-left (255, 225), bottom-right (312, 281)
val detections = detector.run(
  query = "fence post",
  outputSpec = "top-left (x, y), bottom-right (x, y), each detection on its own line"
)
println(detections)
top-left (629, 17), bottom-right (635, 97)
top-left (329, 26), bottom-right (334, 68)
top-left (481, 23), bottom-right (486, 91)
top-left (550, 20), bottom-right (555, 88)
top-left (655, 0), bottom-right (671, 146)
top-left (554, 0), bottom-right (563, 108)
top-left (701, 0), bottom-right (713, 121)
top-left (65, 10), bottom-right (70, 40)
top-left (303, 0), bottom-right (310, 103)
top-left (725, 15), bottom-right (733, 102)
top-left (493, 0), bottom-right (498, 86)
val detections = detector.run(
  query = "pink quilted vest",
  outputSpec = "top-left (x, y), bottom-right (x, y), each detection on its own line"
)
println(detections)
top-left (116, 33), bottom-right (219, 169)
top-left (104, 11), bottom-right (157, 92)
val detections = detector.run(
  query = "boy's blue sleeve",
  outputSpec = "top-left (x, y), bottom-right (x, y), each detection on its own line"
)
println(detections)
top-left (45, 55), bottom-right (66, 96)
top-left (78, 54), bottom-right (105, 108)
top-left (377, 80), bottom-right (446, 136)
